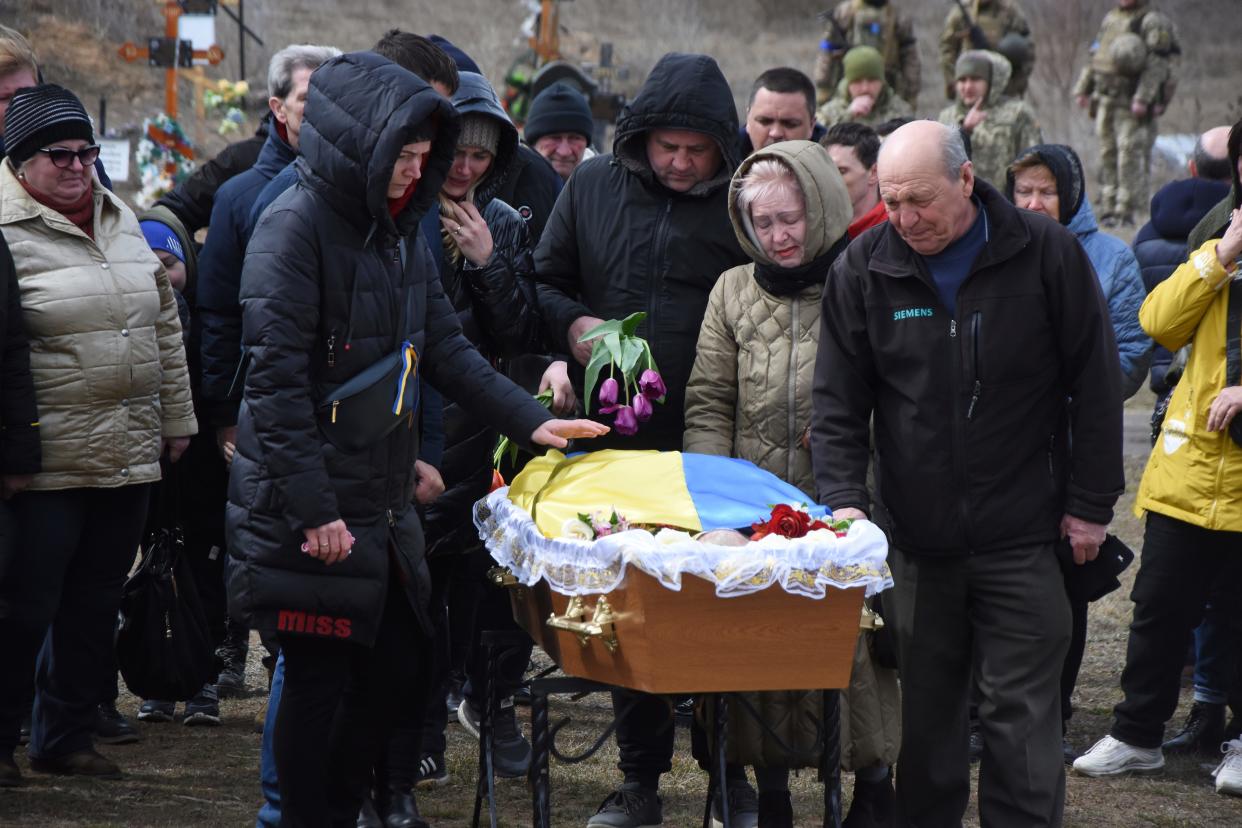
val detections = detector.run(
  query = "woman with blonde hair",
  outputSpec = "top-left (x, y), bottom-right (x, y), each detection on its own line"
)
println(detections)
top-left (686, 140), bottom-right (900, 827)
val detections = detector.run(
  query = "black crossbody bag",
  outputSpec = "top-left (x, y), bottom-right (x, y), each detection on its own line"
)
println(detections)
top-left (315, 241), bottom-right (421, 453)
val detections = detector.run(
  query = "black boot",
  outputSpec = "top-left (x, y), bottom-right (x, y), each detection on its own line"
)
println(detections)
top-left (356, 792), bottom-right (382, 828)
top-left (843, 774), bottom-right (895, 828)
top-left (216, 623), bottom-right (250, 698)
top-left (1162, 701), bottom-right (1225, 756)
top-left (757, 789), bottom-right (793, 828)
top-left (377, 786), bottom-right (428, 828)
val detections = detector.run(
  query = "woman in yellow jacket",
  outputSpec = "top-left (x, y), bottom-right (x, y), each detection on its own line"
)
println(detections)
top-left (1074, 170), bottom-right (1242, 785)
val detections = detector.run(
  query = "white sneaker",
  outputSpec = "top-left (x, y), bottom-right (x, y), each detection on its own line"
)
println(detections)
top-left (1212, 738), bottom-right (1242, 796)
top-left (1072, 735), bottom-right (1164, 777)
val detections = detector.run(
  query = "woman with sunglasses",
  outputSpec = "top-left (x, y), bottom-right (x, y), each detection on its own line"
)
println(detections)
top-left (0, 83), bottom-right (196, 784)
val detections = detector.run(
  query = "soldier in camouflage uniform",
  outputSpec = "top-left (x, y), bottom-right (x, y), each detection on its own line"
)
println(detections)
top-left (814, 0), bottom-right (920, 108)
top-left (939, 0), bottom-right (1035, 99)
top-left (1075, 0), bottom-right (1179, 226)
top-left (818, 46), bottom-right (913, 131)
top-left (937, 50), bottom-right (1042, 187)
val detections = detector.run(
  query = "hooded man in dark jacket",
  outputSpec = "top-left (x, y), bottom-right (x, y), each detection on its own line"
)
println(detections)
top-left (812, 120), bottom-right (1123, 827)
top-left (533, 52), bottom-right (752, 828)
top-left (1133, 126), bottom-right (1231, 395)
top-left (226, 51), bottom-right (604, 827)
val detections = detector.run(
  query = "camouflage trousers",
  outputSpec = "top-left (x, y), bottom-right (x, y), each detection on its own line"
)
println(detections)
top-left (1095, 96), bottom-right (1156, 220)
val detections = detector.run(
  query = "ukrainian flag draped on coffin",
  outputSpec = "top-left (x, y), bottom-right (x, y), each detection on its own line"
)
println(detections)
top-left (507, 450), bottom-right (831, 539)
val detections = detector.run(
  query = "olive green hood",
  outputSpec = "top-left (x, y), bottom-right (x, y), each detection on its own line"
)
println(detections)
top-left (727, 140), bottom-right (852, 268)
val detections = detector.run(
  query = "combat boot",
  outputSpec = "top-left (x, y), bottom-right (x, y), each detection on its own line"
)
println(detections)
top-left (215, 625), bottom-right (250, 698)
top-left (1163, 701), bottom-right (1225, 756)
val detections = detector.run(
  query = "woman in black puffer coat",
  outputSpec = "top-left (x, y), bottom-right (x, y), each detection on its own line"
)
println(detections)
top-left (226, 52), bottom-right (603, 827)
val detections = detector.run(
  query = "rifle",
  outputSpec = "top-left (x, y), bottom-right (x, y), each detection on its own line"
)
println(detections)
top-left (953, 0), bottom-right (992, 51)
top-left (816, 8), bottom-right (852, 53)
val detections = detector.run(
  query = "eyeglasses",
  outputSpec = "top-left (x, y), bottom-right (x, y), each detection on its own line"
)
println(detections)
top-left (36, 145), bottom-right (101, 170)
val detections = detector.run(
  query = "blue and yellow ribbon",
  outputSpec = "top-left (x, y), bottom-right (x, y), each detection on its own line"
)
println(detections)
top-left (392, 341), bottom-right (418, 416)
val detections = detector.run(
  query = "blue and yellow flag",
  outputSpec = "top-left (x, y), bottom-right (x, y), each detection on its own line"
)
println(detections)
top-left (508, 450), bottom-right (829, 538)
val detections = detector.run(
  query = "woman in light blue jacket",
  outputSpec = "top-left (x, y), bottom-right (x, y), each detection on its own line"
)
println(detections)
top-left (1006, 143), bottom-right (1152, 399)
top-left (1004, 142), bottom-right (1151, 761)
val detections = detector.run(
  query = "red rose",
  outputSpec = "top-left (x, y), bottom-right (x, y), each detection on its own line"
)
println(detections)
top-left (772, 504), bottom-right (811, 538)
top-left (751, 504), bottom-right (814, 540)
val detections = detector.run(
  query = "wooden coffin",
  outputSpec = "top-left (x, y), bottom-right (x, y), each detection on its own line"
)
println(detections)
top-left (507, 567), bottom-right (864, 695)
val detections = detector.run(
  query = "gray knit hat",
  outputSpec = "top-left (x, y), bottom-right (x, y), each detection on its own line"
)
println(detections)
top-left (4, 83), bottom-right (95, 167)
top-left (456, 113), bottom-right (500, 155)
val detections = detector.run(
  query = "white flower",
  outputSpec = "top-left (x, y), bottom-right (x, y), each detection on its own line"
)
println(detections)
top-left (655, 528), bottom-right (694, 545)
top-left (560, 518), bottom-right (595, 541)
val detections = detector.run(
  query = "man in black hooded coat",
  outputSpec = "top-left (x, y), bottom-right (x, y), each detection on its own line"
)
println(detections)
top-left (226, 51), bottom-right (603, 827)
top-left (533, 52), bottom-right (752, 828)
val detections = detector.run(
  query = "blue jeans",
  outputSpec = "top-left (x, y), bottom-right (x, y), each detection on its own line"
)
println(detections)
top-left (1193, 603), bottom-right (1240, 705)
top-left (256, 650), bottom-right (284, 828)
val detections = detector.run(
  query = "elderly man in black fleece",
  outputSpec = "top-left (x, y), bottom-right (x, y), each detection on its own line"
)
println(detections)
top-left (812, 120), bottom-right (1123, 828)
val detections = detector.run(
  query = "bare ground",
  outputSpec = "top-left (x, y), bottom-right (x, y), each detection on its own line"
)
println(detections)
top-left (4, 392), bottom-right (1242, 826)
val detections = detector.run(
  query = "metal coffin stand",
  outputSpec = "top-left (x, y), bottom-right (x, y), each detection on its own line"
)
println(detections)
top-left (473, 566), bottom-right (865, 828)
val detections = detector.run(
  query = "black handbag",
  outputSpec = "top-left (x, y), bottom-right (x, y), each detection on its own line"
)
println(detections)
top-left (116, 467), bottom-right (215, 701)
top-left (315, 242), bottom-right (420, 453)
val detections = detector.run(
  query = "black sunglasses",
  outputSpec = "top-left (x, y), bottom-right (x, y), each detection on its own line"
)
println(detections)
top-left (37, 145), bottom-right (101, 170)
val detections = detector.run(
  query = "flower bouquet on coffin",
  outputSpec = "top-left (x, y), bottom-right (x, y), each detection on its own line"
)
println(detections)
top-left (491, 312), bottom-right (664, 475)
top-left (580, 312), bottom-right (665, 436)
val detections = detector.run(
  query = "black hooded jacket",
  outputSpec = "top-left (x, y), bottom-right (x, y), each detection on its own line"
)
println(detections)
top-left (533, 53), bottom-right (748, 451)
top-left (226, 53), bottom-right (553, 646)
top-left (417, 71), bottom-right (545, 554)
top-left (0, 232), bottom-right (40, 479)
top-left (1133, 177), bottom-right (1230, 392)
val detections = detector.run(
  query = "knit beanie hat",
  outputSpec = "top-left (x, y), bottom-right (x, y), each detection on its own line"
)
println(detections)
top-left (1005, 144), bottom-right (1085, 226)
top-left (457, 113), bottom-right (500, 155)
top-left (955, 51), bottom-right (993, 84)
top-left (524, 82), bottom-right (593, 147)
top-left (4, 83), bottom-right (94, 167)
top-left (429, 35), bottom-right (481, 74)
top-left (843, 47), bottom-right (885, 84)
top-left (140, 219), bottom-right (186, 263)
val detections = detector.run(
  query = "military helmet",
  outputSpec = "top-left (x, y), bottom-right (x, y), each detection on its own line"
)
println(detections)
top-left (996, 33), bottom-right (1032, 71)
top-left (1109, 32), bottom-right (1148, 76)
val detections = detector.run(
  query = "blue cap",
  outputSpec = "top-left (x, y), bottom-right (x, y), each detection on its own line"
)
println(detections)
top-left (140, 220), bottom-right (184, 264)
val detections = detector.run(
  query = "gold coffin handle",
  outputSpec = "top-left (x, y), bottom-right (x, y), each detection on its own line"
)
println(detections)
top-left (547, 595), bottom-right (619, 653)
top-left (487, 566), bottom-right (519, 587)
top-left (487, 566), bottom-right (526, 602)
top-left (860, 604), bottom-right (885, 631)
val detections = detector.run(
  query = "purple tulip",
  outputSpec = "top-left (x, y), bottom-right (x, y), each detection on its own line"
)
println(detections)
top-left (598, 377), bottom-right (619, 408)
top-left (633, 393), bottom-right (653, 422)
top-left (638, 369), bottom-right (666, 400)
top-left (612, 404), bottom-right (639, 436)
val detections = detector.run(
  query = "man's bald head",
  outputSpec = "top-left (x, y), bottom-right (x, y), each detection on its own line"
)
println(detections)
top-left (1191, 126), bottom-right (1232, 181)
top-left (878, 121), bottom-right (977, 256)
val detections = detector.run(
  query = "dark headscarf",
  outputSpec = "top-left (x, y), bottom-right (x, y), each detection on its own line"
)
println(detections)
top-left (1005, 143), bottom-right (1085, 226)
